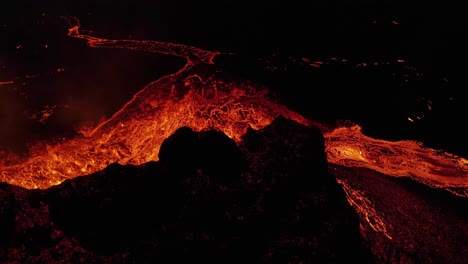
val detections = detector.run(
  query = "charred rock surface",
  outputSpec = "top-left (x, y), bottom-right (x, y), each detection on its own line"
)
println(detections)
top-left (331, 165), bottom-right (468, 264)
top-left (1, 116), bottom-right (372, 263)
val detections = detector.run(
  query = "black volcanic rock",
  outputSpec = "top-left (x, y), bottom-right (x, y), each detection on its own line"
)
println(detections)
top-left (241, 115), bottom-right (329, 189)
top-left (158, 126), bottom-right (246, 184)
top-left (0, 183), bottom-right (17, 260)
top-left (158, 126), bottom-right (199, 172)
top-left (197, 129), bottom-right (246, 184)
top-left (0, 117), bottom-right (372, 263)
top-left (239, 116), bottom-right (370, 263)
top-left (330, 165), bottom-right (468, 264)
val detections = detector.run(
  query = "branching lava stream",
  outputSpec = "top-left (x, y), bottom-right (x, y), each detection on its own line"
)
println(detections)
top-left (0, 17), bottom-right (466, 242)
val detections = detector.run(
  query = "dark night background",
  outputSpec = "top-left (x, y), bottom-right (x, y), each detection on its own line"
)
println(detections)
top-left (0, 1), bottom-right (467, 263)
top-left (0, 0), bottom-right (465, 157)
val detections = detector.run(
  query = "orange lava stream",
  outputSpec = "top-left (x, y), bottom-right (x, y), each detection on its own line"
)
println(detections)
top-left (0, 17), bottom-right (466, 206)
top-left (0, 17), bottom-right (311, 189)
top-left (0, 18), bottom-right (466, 243)
top-left (325, 125), bottom-right (468, 197)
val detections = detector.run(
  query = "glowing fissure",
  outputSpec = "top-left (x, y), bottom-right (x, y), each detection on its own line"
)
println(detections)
top-left (0, 19), bottom-right (466, 242)
top-left (337, 178), bottom-right (393, 240)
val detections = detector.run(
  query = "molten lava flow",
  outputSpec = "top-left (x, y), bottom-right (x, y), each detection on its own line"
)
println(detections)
top-left (0, 18), bottom-right (466, 245)
top-left (0, 17), bottom-right (466, 207)
top-left (0, 17), bottom-right (311, 189)
top-left (325, 125), bottom-right (468, 197)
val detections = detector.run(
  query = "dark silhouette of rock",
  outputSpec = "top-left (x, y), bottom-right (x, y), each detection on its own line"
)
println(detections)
top-left (159, 126), bottom-right (199, 173)
top-left (159, 126), bottom-right (246, 185)
top-left (239, 116), bottom-right (370, 263)
top-left (0, 116), bottom-right (373, 263)
top-left (197, 129), bottom-right (246, 184)
top-left (0, 183), bottom-right (17, 260)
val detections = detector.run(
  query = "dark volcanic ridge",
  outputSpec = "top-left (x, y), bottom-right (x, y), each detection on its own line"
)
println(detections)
top-left (1, 116), bottom-right (371, 263)
top-left (1, 116), bottom-right (466, 263)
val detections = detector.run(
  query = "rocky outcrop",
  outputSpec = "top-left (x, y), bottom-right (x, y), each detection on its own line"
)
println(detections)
top-left (0, 116), bottom-right (372, 263)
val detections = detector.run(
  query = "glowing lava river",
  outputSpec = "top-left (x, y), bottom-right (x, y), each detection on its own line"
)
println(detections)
top-left (1, 17), bottom-right (465, 190)
top-left (0, 17), bottom-right (467, 247)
